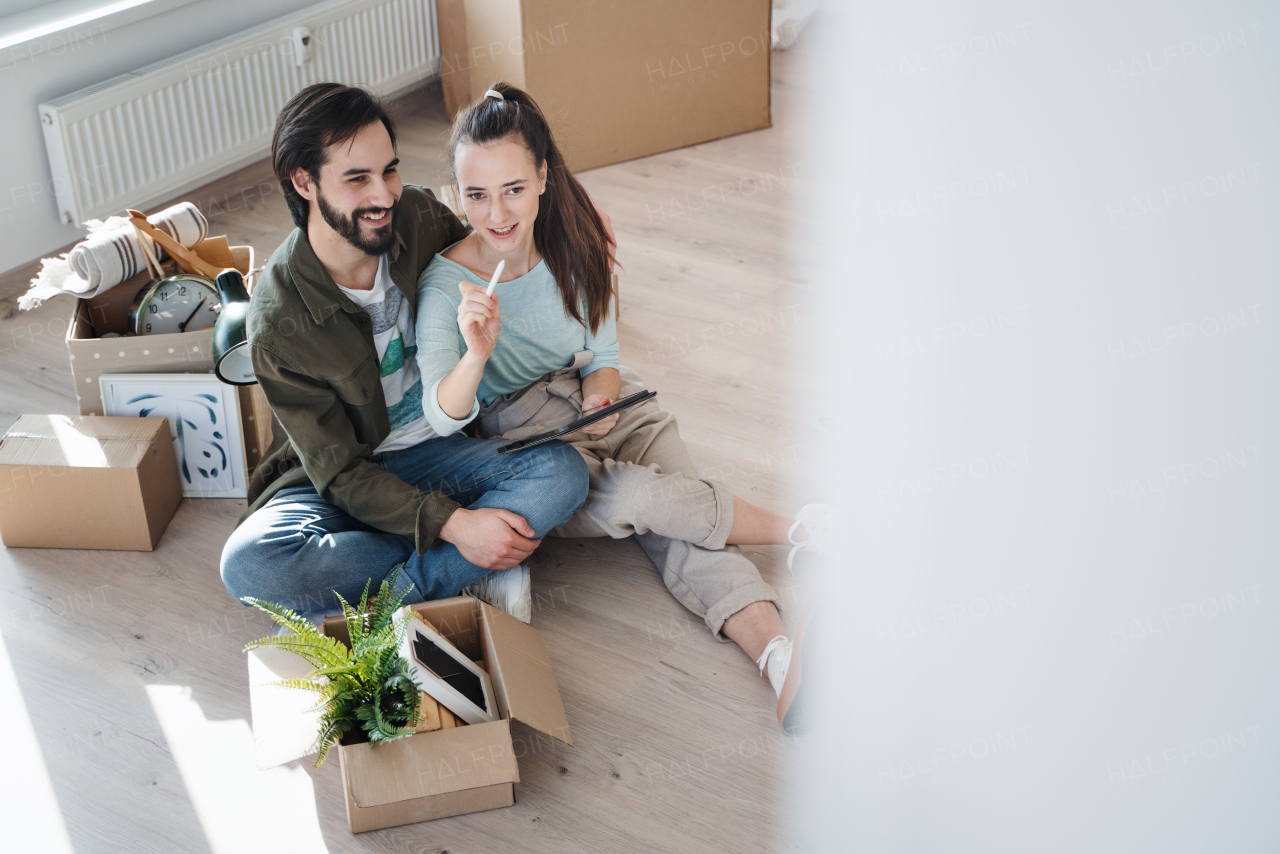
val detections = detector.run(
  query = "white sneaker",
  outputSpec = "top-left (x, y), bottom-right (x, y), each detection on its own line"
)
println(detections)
top-left (772, 0), bottom-right (817, 50)
top-left (755, 635), bottom-right (793, 697)
top-left (460, 563), bottom-right (532, 624)
top-left (786, 503), bottom-right (839, 571)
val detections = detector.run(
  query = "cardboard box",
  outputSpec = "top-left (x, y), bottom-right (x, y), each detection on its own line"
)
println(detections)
top-left (248, 597), bottom-right (572, 833)
top-left (0, 414), bottom-right (182, 550)
top-left (65, 242), bottom-right (275, 472)
top-left (438, 0), bottom-right (772, 172)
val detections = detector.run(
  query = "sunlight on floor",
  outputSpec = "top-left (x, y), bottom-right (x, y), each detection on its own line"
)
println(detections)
top-left (145, 684), bottom-right (329, 853)
top-left (1, 633), bottom-right (74, 852)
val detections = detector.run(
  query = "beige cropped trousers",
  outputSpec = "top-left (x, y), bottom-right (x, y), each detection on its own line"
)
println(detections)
top-left (476, 363), bottom-right (781, 638)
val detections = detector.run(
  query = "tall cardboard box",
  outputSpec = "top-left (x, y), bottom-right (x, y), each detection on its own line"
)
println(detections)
top-left (249, 597), bottom-right (573, 833)
top-left (0, 415), bottom-right (182, 550)
top-left (439, 0), bottom-right (772, 171)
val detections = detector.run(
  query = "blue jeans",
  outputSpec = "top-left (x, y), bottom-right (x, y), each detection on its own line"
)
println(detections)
top-left (220, 435), bottom-right (588, 612)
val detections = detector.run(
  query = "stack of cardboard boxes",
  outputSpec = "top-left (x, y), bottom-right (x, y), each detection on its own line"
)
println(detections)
top-left (0, 238), bottom-right (267, 550)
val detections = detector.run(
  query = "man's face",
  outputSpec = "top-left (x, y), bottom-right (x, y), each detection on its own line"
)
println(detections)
top-left (298, 120), bottom-right (403, 255)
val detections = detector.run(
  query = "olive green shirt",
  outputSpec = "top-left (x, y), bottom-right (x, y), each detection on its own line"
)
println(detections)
top-left (239, 185), bottom-right (470, 553)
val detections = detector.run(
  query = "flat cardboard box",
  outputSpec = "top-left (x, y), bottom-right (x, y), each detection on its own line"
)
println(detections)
top-left (65, 242), bottom-right (274, 472)
top-left (438, 0), bottom-right (772, 172)
top-left (0, 414), bottom-right (181, 550)
top-left (248, 597), bottom-right (572, 833)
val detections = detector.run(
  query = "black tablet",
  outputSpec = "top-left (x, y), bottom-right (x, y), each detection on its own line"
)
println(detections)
top-left (496, 390), bottom-right (657, 455)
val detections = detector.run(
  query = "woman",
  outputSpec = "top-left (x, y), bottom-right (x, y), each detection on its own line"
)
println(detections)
top-left (415, 83), bottom-right (831, 733)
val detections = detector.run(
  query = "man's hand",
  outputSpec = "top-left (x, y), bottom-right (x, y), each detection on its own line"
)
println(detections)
top-left (577, 394), bottom-right (619, 437)
top-left (439, 507), bottom-right (539, 570)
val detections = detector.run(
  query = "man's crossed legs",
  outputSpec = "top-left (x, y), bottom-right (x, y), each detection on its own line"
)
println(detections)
top-left (220, 435), bottom-right (588, 613)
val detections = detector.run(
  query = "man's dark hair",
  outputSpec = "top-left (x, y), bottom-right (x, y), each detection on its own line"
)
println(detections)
top-left (272, 83), bottom-right (397, 229)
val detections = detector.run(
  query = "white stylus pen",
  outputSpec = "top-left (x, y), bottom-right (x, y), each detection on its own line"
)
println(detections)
top-left (485, 260), bottom-right (505, 297)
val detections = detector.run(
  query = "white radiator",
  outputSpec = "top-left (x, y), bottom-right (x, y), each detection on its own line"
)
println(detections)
top-left (38, 0), bottom-right (440, 225)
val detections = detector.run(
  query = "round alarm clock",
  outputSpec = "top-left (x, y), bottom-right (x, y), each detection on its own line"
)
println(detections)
top-left (128, 274), bottom-right (220, 336)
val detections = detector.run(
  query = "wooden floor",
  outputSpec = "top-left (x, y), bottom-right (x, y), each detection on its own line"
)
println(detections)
top-left (0, 46), bottom-right (818, 854)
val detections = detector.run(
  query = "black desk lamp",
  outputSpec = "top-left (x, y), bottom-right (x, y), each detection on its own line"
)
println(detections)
top-left (212, 269), bottom-right (256, 385)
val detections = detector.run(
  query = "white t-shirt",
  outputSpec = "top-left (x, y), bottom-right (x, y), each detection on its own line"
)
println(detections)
top-left (336, 255), bottom-right (438, 454)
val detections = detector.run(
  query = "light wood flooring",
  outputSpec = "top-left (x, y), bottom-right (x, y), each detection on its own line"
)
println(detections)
top-left (0, 46), bottom-right (819, 854)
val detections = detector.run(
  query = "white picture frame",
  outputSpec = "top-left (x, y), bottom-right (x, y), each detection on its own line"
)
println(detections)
top-left (100, 373), bottom-right (247, 498)
top-left (398, 609), bottom-right (498, 725)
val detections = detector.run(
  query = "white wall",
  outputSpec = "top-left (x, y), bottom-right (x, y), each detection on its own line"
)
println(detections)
top-left (797, 0), bottom-right (1278, 849)
top-left (0, 0), bottom-right (317, 275)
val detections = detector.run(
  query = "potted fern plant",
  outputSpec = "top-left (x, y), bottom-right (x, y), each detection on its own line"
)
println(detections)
top-left (242, 578), bottom-right (421, 768)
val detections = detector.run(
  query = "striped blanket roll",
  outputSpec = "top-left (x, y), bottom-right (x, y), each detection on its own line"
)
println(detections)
top-left (69, 202), bottom-right (208, 289)
top-left (19, 202), bottom-right (209, 310)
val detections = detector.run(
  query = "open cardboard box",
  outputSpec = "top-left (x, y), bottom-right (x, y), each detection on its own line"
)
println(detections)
top-left (65, 239), bottom-right (274, 473)
top-left (248, 597), bottom-right (572, 833)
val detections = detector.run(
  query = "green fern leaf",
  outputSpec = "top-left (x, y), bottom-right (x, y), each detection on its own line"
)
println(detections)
top-left (240, 597), bottom-right (320, 638)
top-left (243, 633), bottom-right (351, 669)
top-left (369, 576), bottom-right (414, 637)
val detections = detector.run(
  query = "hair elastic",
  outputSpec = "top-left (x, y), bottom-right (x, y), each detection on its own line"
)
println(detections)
top-left (483, 89), bottom-right (504, 101)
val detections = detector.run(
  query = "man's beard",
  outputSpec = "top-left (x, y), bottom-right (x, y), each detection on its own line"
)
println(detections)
top-left (316, 187), bottom-right (398, 256)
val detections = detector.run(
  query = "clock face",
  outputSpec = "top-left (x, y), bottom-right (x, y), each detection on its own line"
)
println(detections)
top-left (132, 275), bottom-right (220, 336)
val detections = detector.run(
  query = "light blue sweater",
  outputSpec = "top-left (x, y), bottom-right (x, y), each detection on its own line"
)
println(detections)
top-left (415, 250), bottom-right (619, 436)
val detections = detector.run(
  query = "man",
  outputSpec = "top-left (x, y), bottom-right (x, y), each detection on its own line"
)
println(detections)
top-left (220, 83), bottom-right (589, 622)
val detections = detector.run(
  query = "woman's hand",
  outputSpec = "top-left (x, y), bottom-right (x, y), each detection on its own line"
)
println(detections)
top-left (577, 393), bottom-right (619, 437)
top-left (578, 368), bottom-right (622, 437)
top-left (457, 281), bottom-right (501, 361)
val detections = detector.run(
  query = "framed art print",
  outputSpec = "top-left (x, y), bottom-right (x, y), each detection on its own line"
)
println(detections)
top-left (100, 373), bottom-right (248, 498)
top-left (398, 608), bottom-right (498, 725)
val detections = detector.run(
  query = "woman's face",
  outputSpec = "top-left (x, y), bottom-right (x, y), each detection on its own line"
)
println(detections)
top-left (455, 136), bottom-right (547, 258)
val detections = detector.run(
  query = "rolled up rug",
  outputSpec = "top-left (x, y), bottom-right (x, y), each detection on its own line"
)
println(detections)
top-left (19, 202), bottom-right (209, 310)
